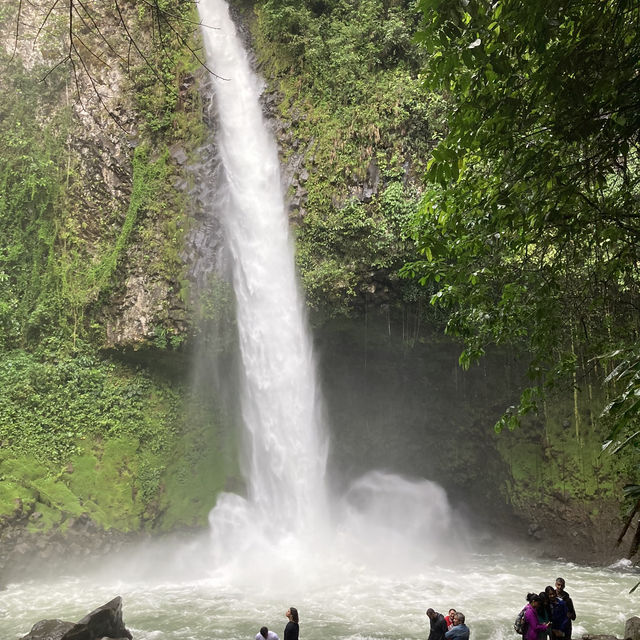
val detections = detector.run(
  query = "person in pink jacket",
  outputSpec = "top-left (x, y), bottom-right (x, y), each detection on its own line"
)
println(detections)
top-left (524, 594), bottom-right (551, 640)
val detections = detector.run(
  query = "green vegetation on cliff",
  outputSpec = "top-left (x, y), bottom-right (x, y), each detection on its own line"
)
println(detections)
top-left (251, 0), bottom-right (443, 316)
top-left (0, 2), bottom-right (234, 535)
top-left (0, 348), bottom-right (235, 531)
top-left (0, 55), bottom-right (69, 351)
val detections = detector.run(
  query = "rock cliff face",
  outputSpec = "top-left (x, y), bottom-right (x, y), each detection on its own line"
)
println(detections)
top-left (0, 1), bottom-right (213, 350)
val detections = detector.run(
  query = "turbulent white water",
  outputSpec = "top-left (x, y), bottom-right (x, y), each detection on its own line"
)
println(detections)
top-left (2, 556), bottom-right (638, 639)
top-left (200, 0), bottom-right (329, 549)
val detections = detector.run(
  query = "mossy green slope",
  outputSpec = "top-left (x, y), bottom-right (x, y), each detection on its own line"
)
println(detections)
top-left (0, 350), bottom-right (236, 532)
top-left (0, 2), bottom-right (234, 535)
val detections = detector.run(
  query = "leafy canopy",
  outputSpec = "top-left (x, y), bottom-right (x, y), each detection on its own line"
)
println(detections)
top-left (405, 0), bottom-right (640, 433)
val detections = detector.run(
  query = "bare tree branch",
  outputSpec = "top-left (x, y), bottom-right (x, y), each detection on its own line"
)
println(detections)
top-left (33, 0), bottom-right (63, 46)
top-left (10, 0), bottom-right (23, 61)
top-left (74, 0), bottom-right (127, 67)
top-left (11, 0), bottom-right (230, 127)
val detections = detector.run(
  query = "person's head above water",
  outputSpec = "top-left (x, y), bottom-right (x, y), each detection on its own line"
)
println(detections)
top-left (286, 608), bottom-right (299, 624)
top-left (260, 627), bottom-right (269, 639)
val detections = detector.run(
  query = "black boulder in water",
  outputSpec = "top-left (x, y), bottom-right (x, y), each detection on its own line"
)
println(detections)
top-left (20, 596), bottom-right (132, 640)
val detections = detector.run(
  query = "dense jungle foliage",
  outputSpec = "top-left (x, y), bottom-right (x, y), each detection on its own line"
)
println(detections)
top-left (405, 0), bottom-right (640, 549)
top-left (250, 0), bottom-right (444, 315)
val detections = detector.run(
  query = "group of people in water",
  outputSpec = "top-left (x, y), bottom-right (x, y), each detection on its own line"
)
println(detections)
top-left (426, 608), bottom-right (470, 640)
top-left (519, 577), bottom-right (576, 640)
top-left (426, 576), bottom-right (576, 640)
top-left (255, 607), bottom-right (299, 640)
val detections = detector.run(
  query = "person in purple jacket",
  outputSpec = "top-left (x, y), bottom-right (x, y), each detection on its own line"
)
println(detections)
top-left (523, 594), bottom-right (552, 640)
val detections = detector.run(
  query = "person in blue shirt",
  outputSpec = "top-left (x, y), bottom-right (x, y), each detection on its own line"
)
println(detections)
top-left (555, 577), bottom-right (576, 640)
top-left (546, 586), bottom-right (569, 638)
top-left (444, 612), bottom-right (470, 640)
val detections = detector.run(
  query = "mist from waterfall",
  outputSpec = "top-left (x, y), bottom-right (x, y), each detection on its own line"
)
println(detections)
top-left (197, 0), bottom-right (463, 585)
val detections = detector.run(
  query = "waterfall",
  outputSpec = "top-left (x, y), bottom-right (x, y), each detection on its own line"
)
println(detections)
top-left (196, 0), bottom-right (465, 587)
top-left (198, 0), bottom-right (329, 550)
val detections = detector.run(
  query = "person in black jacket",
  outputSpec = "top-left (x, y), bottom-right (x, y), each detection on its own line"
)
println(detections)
top-left (284, 607), bottom-right (299, 640)
top-left (426, 608), bottom-right (448, 640)
top-left (555, 577), bottom-right (576, 640)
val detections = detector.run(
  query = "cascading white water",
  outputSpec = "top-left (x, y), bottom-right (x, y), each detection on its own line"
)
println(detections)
top-left (196, 1), bottom-right (467, 584)
top-left (198, 0), bottom-right (328, 549)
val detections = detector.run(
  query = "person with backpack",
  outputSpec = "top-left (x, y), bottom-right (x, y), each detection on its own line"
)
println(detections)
top-left (518, 594), bottom-right (551, 640)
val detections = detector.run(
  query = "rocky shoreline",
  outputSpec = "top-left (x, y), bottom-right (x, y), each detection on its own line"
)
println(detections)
top-left (0, 514), bottom-right (134, 584)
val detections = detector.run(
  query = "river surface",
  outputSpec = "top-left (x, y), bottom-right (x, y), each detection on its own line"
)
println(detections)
top-left (1, 550), bottom-right (637, 640)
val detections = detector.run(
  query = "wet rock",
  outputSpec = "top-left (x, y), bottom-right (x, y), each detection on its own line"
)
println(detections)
top-left (20, 597), bottom-right (132, 640)
top-left (0, 512), bottom-right (134, 582)
top-left (20, 619), bottom-right (75, 640)
top-left (104, 274), bottom-right (178, 347)
top-left (625, 616), bottom-right (640, 640)
top-left (170, 144), bottom-right (188, 166)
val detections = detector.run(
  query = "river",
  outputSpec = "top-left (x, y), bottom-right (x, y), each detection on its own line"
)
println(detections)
top-left (1, 549), bottom-right (637, 639)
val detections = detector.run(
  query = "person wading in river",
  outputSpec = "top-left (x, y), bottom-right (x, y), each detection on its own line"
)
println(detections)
top-left (444, 612), bottom-right (470, 640)
top-left (426, 608), bottom-right (448, 640)
top-left (256, 627), bottom-right (279, 640)
top-left (523, 594), bottom-right (552, 640)
top-left (445, 609), bottom-right (457, 629)
top-left (546, 586), bottom-right (569, 638)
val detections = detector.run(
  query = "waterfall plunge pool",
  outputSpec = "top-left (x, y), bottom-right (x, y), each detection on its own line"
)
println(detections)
top-left (1, 548), bottom-right (637, 640)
